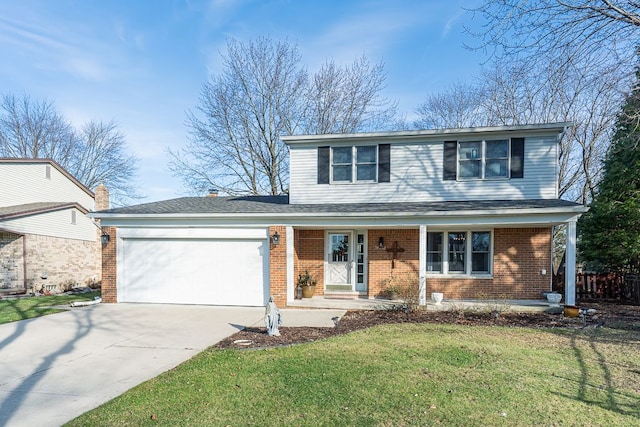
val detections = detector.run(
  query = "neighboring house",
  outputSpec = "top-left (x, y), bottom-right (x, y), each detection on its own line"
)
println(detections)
top-left (94, 123), bottom-right (586, 308)
top-left (0, 159), bottom-right (106, 295)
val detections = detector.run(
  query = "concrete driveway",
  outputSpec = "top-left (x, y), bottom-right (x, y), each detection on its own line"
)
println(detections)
top-left (0, 303), bottom-right (265, 427)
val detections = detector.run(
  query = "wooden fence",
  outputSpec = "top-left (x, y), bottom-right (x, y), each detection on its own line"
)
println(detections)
top-left (553, 272), bottom-right (640, 303)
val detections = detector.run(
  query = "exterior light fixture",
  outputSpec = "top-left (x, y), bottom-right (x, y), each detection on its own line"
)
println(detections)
top-left (271, 231), bottom-right (280, 245)
top-left (101, 233), bottom-right (110, 246)
top-left (378, 236), bottom-right (384, 248)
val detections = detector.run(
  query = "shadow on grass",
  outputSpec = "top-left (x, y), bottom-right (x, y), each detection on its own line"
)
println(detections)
top-left (550, 328), bottom-right (640, 419)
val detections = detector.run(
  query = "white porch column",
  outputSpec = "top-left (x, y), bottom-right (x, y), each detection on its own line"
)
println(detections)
top-left (286, 226), bottom-right (294, 302)
top-left (419, 225), bottom-right (427, 305)
top-left (565, 220), bottom-right (577, 306)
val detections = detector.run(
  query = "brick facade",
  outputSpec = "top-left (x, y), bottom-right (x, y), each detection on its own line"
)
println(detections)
top-left (99, 225), bottom-right (552, 306)
top-left (0, 230), bottom-right (101, 295)
top-left (101, 226), bottom-right (117, 303)
top-left (285, 227), bottom-right (551, 304)
top-left (367, 229), bottom-right (420, 298)
top-left (423, 227), bottom-right (551, 299)
top-left (269, 225), bottom-right (287, 306)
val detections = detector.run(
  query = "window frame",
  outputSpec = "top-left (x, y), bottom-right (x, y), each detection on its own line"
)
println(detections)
top-left (425, 229), bottom-right (493, 277)
top-left (457, 139), bottom-right (510, 181)
top-left (330, 145), bottom-right (378, 183)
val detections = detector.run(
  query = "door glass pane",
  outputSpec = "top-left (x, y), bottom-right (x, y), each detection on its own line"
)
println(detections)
top-left (448, 232), bottom-right (466, 272)
top-left (331, 234), bottom-right (349, 262)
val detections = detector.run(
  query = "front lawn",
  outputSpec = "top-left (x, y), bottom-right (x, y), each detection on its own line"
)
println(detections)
top-left (67, 323), bottom-right (640, 426)
top-left (0, 291), bottom-right (101, 324)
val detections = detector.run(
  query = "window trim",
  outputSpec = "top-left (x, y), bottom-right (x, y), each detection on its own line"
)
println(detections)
top-left (426, 229), bottom-right (493, 277)
top-left (330, 145), bottom-right (378, 184)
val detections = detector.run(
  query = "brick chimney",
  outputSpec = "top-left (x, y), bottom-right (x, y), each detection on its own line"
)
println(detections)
top-left (95, 183), bottom-right (110, 211)
top-left (207, 188), bottom-right (218, 197)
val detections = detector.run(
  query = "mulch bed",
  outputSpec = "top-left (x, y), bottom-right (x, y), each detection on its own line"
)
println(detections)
top-left (214, 302), bottom-right (640, 350)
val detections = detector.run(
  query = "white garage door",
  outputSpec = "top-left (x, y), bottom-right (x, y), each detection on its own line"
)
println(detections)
top-left (120, 237), bottom-right (269, 306)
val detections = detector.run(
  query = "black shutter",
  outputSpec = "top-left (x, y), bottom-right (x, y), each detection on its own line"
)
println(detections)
top-left (317, 146), bottom-right (330, 184)
top-left (510, 138), bottom-right (525, 179)
top-left (443, 141), bottom-right (457, 181)
top-left (378, 144), bottom-right (390, 182)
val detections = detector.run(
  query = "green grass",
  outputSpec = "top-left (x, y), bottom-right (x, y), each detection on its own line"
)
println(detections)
top-left (67, 323), bottom-right (640, 426)
top-left (0, 291), bottom-right (101, 324)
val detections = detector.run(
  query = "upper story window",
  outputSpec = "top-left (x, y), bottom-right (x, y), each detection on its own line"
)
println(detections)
top-left (444, 137), bottom-right (524, 181)
top-left (331, 146), bottom-right (378, 183)
top-left (318, 144), bottom-right (390, 184)
top-left (458, 139), bottom-right (509, 179)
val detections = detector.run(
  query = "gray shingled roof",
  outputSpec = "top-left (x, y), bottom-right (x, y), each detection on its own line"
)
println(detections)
top-left (0, 202), bottom-right (85, 219)
top-left (95, 195), bottom-right (584, 216)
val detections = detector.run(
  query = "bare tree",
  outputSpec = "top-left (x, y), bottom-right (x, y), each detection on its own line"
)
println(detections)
top-left (68, 121), bottom-right (140, 204)
top-left (303, 56), bottom-right (397, 134)
top-left (171, 37), bottom-right (400, 196)
top-left (170, 37), bottom-right (307, 196)
top-left (0, 93), bottom-right (140, 206)
top-left (414, 82), bottom-right (486, 129)
top-left (0, 94), bottom-right (76, 161)
top-left (468, 1), bottom-right (639, 72)
top-left (414, 57), bottom-right (622, 204)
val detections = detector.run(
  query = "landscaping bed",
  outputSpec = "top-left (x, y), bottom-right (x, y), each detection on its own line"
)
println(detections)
top-left (215, 302), bottom-right (640, 349)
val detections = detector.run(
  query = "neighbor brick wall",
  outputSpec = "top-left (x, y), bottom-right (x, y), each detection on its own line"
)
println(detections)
top-left (294, 229), bottom-right (325, 296)
top-left (101, 226), bottom-right (117, 303)
top-left (269, 226), bottom-right (287, 306)
top-left (426, 228), bottom-right (552, 299)
top-left (368, 229), bottom-right (420, 297)
top-left (23, 233), bottom-right (100, 293)
top-left (0, 231), bottom-right (24, 293)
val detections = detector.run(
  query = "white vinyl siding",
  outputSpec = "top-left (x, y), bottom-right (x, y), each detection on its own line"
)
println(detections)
top-left (0, 163), bottom-right (94, 211)
top-left (1, 208), bottom-right (98, 241)
top-left (289, 135), bottom-right (558, 204)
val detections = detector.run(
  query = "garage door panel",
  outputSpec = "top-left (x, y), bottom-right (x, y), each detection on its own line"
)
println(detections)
top-left (121, 238), bottom-right (268, 306)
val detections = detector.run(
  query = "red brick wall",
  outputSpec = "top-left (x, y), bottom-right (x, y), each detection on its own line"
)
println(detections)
top-left (426, 228), bottom-right (552, 299)
top-left (368, 229), bottom-right (419, 297)
top-left (269, 226), bottom-right (287, 306)
top-left (294, 229), bottom-right (325, 296)
top-left (101, 226), bottom-right (117, 303)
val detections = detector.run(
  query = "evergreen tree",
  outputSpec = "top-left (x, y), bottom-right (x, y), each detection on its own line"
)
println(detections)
top-left (578, 67), bottom-right (640, 273)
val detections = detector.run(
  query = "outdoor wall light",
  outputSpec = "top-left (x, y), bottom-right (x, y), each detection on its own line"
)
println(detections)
top-left (101, 233), bottom-right (110, 246)
top-left (378, 236), bottom-right (384, 248)
top-left (271, 231), bottom-right (280, 245)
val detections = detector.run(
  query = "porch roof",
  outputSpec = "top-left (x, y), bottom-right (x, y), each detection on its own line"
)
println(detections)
top-left (92, 196), bottom-right (585, 226)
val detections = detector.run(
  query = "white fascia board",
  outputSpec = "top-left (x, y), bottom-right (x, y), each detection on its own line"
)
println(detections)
top-left (282, 122), bottom-right (573, 145)
top-left (98, 207), bottom-right (585, 229)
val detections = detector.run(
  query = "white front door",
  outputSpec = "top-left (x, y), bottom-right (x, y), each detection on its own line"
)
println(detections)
top-left (326, 232), bottom-right (353, 290)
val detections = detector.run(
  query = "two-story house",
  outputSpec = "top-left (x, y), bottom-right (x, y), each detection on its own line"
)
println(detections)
top-left (0, 159), bottom-right (106, 295)
top-left (94, 123), bottom-right (586, 307)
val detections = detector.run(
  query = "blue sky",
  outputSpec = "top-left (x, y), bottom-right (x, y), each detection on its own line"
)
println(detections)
top-left (0, 0), bottom-right (484, 203)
